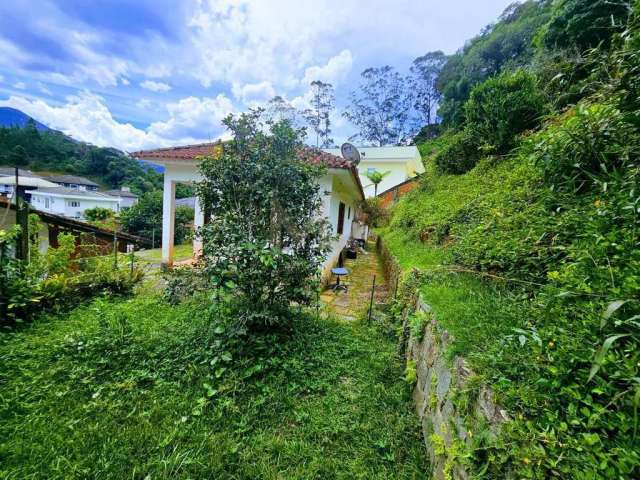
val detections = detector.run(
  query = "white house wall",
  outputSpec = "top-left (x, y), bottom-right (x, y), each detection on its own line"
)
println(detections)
top-left (319, 170), bottom-right (362, 283)
top-left (359, 160), bottom-right (411, 197)
top-left (29, 194), bottom-right (120, 219)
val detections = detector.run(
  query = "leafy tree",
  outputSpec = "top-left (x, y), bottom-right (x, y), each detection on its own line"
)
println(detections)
top-left (302, 80), bottom-right (335, 148)
top-left (365, 170), bottom-right (391, 196)
top-left (120, 191), bottom-right (193, 246)
top-left (196, 111), bottom-right (331, 327)
top-left (542, 0), bottom-right (632, 52)
top-left (437, 1), bottom-right (551, 127)
top-left (264, 96), bottom-right (299, 125)
top-left (408, 51), bottom-right (448, 128)
top-left (343, 66), bottom-right (411, 146)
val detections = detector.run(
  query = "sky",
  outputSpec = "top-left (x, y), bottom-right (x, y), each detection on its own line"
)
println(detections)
top-left (0, 0), bottom-right (516, 152)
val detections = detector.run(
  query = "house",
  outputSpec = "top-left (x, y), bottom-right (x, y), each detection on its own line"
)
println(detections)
top-left (45, 174), bottom-right (100, 192)
top-left (0, 174), bottom-right (59, 201)
top-left (26, 187), bottom-right (121, 219)
top-left (323, 146), bottom-right (424, 197)
top-left (131, 143), bottom-right (366, 277)
top-left (105, 187), bottom-right (138, 209)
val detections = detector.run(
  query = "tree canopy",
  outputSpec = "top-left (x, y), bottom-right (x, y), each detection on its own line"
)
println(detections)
top-left (196, 112), bottom-right (331, 327)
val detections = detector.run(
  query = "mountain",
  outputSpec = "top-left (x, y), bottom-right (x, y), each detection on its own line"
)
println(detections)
top-left (0, 107), bottom-right (50, 132)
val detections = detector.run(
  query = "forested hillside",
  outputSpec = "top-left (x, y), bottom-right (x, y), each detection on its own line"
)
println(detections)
top-left (384, 0), bottom-right (640, 477)
top-left (0, 120), bottom-right (161, 195)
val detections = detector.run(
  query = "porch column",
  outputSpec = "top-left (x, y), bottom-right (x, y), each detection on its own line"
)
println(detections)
top-left (193, 195), bottom-right (204, 258)
top-left (161, 175), bottom-right (176, 267)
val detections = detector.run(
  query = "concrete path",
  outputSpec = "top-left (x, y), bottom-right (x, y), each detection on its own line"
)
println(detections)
top-left (320, 240), bottom-right (389, 320)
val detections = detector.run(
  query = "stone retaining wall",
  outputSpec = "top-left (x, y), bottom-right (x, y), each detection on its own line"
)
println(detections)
top-left (377, 236), bottom-right (509, 479)
top-left (407, 296), bottom-right (509, 479)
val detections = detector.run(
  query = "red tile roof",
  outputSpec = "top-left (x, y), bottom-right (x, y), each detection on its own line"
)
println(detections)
top-left (131, 142), bottom-right (365, 199)
top-left (131, 142), bottom-right (349, 167)
top-left (130, 142), bottom-right (224, 160)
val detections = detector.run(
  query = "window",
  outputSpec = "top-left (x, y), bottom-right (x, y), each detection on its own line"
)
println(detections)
top-left (69, 200), bottom-right (80, 207)
top-left (44, 197), bottom-right (50, 209)
top-left (337, 202), bottom-right (345, 235)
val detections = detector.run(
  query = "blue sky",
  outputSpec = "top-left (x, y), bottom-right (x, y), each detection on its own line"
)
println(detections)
top-left (0, 0), bottom-right (515, 151)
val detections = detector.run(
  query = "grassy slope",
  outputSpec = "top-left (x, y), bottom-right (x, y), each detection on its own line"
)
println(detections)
top-left (381, 136), bottom-right (640, 476)
top-left (379, 157), bottom-right (529, 361)
top-left (0, 292), bottom-right (428, 479)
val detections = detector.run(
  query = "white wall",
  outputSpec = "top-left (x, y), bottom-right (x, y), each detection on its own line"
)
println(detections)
top-left (318, 171), bottom-right (362, 283)
top-left (30, 194), bottom-right (120, 219)
top-left (359, 161), bottom-right (410, 197)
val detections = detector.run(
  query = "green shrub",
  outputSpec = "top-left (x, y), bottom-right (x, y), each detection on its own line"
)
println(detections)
top-left (163, 266), bottom-right (210, 304)
top-left (433, 129), bottom-right (480, 174)
top-left (541, 0), bottom-right (631, 52)
top-left (464, 69), bottom-right (548, 155)
top-left (526, 103), bottom-right (640, 191)
top-left (360, 197), bottom-right (389, 227)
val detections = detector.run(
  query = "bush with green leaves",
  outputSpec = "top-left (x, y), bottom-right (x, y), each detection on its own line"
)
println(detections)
top-left (541, 0), bottom-right (632, 52)
top-left (1, 225), bottom-right (142, 325)
top-left (196, 111), bottom-right (331, 327)
top-left (433, 129), bottom-right (480, 174)
top-left (526, 103), bottom-right (639, 191)
top-left (463, 69), bottom-right (548, 155)
top-left (360, 197), bottom-right (389, 228)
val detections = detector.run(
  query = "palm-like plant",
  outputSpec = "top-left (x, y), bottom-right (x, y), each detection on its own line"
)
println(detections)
top-left (366, 170), bottom-right (391, 196)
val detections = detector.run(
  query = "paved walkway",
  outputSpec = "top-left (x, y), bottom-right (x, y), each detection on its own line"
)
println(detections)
top-left (320, 240), bottom-right (389, 320)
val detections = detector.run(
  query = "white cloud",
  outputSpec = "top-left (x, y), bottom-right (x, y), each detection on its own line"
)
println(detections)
top-left (302, 50), bottom-right (353, 86)
top-left (140, 80), bottom-right (172, 92)
top-left (121, 77), bottom-right (130, 85)
top-left (0, 74), bottom-right (4, 83)
top-left (38, 82), bottom-right (52, 95)
top-left (13, 81), bottom-right (26, 90)
top-left (0, 92), bottom-right (233, 151)
top-left (149, 94), bottom-right (235, 140)
top-left (232, 81), bottom-right (276, 106)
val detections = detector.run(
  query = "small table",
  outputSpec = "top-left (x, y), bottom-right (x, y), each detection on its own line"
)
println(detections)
top-left (331, 267), bottom-right (349, 292)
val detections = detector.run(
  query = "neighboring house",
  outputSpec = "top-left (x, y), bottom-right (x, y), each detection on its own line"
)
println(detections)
top-left (45, 174), bottom-right (100, 192)
top-left (26, 187), bottom-right (121, 219)
top-left (0, 167), bottom-right (39, 178)
top-left (105, 187), bottom-right (138, 209)
top-left (0, 174), bottom-right (58, 201)
top-left (323, 146), bottom-right (424, 197)
top-left (131, 143), bottom-right (365, 277)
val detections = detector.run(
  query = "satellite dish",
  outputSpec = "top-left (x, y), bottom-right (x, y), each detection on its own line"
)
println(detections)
top-left (341, 142), bottom-right (361, 165)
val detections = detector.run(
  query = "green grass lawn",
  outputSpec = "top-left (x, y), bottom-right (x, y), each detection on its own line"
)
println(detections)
top-left (136, 243), bottom-right (194, 264)
top-left (0, 292), bottom-right (429, 479)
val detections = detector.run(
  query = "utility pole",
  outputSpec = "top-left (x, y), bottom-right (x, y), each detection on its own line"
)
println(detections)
top-left (14, 166), bottom-right (29, 262)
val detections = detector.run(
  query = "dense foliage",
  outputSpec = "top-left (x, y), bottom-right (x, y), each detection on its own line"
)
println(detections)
top-left (0, 122), bottom-right (161, 195)
top-left (464, 69), bottom-right (548, 154)
top-left (120, 191), bottom-right (193, 247)
top-left (384, 1), bottom-right (640, 477)
top-left (542, 0), bottom-right (632, 51)
top-left (196, 112), bottom-right (331, 327)
top-left (437, 0), bottom-right (552, 127)
top-left (1, 221), bottom-right (141, 325)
